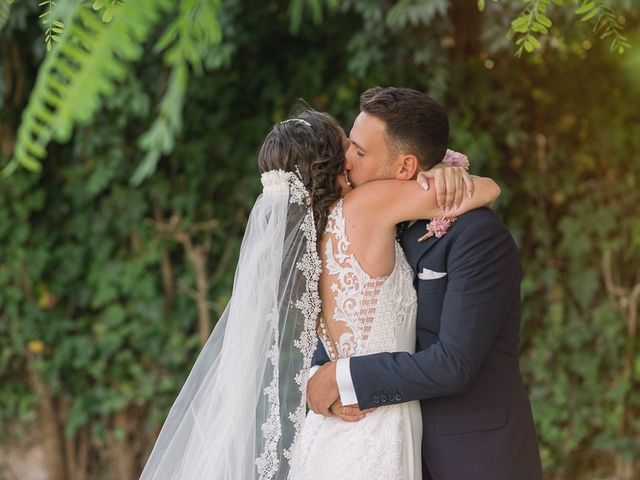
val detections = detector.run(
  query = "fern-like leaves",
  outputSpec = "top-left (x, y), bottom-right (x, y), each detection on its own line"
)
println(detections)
top-left (508, 0), bottom-right (630, 57)
top-left (510, 0), bottom-right (551, 56)
top-left (131, 64), bottom-right (187, 186)
top-left (131, 0), bottom-right (224, 185)
top-left (40, 0), bottom-right (65, 52)
top-left (577, 0), bottom-right (631, 54)
top-left (92, 0), bottom-right (123, 23)
top-left (5, 0), bottom-right (173, 176)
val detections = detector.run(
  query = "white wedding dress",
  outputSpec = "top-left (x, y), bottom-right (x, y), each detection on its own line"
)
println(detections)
top-left (289, 199), bottom-right (422, 479)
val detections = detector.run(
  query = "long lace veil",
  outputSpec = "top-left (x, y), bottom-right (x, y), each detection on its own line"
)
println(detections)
top-left (139, 170), bottom-right (321, 479)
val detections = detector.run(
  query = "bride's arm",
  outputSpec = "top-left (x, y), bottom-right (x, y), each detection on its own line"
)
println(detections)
top-left (346, 175), bottom-right (500, 226)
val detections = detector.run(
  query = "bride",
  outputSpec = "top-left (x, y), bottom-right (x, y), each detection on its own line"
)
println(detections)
top-left (139, 109), bottom-right (500, 479)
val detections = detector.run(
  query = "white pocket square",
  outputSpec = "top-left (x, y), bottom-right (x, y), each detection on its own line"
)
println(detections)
top-left (418, 268), bottom-right (447, 280)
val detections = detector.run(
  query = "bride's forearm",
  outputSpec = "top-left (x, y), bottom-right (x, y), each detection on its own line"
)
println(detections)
top-left (471, 176), bottom-right (500, 208)
top-left (347, 176), bottom-right (500, 226)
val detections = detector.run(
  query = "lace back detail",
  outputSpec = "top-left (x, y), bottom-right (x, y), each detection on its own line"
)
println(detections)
top-left (318, 199), bottom-right (396, 360)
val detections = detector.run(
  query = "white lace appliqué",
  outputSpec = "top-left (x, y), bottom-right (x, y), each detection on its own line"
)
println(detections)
top-left (319, 199), bottom-right (390, 359)
top-left (255, 170), bottom-right (321, 479)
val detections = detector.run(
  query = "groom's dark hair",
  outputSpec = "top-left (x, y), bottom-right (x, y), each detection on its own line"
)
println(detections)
top-left (360, 87), bottom-right (449, 170)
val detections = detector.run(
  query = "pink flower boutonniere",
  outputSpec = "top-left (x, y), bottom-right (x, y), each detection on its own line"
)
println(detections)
top-left (418, 217), bottom-right (458, 242)
top-left (442, 149), bottom-right (470, 169)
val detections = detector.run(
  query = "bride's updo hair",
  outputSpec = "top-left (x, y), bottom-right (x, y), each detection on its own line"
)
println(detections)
top-left (258, 109), bottom-right (345, 236)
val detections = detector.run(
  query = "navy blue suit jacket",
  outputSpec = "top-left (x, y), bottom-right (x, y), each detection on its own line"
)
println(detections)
top-left (311, 208), bottom-right (542, 479)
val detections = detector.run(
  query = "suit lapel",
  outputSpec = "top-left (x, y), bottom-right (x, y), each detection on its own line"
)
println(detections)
top-left (401, 220), bottom-right (441, 271)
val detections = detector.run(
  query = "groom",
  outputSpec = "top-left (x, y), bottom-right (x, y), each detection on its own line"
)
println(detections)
top-left (307, 87), bottom-right (543, 479)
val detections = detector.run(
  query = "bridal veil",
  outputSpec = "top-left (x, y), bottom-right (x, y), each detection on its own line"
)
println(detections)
top-left (140, 170), bottom-right (321, 479)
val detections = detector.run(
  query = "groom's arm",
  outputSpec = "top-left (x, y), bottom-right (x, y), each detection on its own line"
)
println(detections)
top-left (350, 216), bottom-right (521, 409)
top-left (307, 215), bottom-right (521, 413)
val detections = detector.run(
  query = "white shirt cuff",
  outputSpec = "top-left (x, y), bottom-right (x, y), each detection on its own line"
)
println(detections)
top-left (308, 365), bottom-right (320, 379)
top-left (336, 358), bottom-right (358, 406)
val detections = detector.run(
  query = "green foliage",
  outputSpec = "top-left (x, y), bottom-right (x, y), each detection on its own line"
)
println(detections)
top-left (92, 0), bottom-right (122, 23)
top-left (288, 0), bottom-right (339, 32)
top-left (510, 0), bottom-right (551, 55)
top-left (579, 0), bottom-right (631, 54)
top-left (131, 64), bottom-right (188, 186)
top-left (6, 0), bottom-right (173, 175)
top-left (508, 0), bottom-right (631, 56)
top-left (40, 0), bottom-right (64, 51)
top-left (0, 0), bottom-right (13, 32)
top-left (8, 0), bottom-right (226, 189)
top-left (386, 0), bottom-right (448, 30)
top-left (5, 0), bottom-right (635, 181)
top-left (133, 0), bottom-right (224, 185)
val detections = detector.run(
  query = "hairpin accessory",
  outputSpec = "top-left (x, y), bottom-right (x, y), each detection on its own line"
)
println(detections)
top-left (280, 118), bottom-right (312, 128)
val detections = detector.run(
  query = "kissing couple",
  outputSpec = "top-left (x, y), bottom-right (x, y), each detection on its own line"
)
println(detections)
top-left (139, 87), bottom-right (543, 480)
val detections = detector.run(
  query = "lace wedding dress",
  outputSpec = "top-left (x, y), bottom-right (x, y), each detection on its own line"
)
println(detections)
top-left (289, 199), bottom-right (422, 479)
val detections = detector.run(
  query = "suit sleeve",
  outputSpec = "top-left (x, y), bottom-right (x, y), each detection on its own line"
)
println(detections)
top-left (311, 338), bottom-right (330, 368)
top-left (349, 217), bottom-right (522, 409)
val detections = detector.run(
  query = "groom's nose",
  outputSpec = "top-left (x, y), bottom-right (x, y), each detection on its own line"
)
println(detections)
top-left (344, 142), bottom-right (355, 169)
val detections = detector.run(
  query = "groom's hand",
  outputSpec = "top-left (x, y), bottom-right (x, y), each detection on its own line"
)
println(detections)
top-left (306, 362), bottom-right (339, 417)
top-left (329, 399), bottom-right (375, 422)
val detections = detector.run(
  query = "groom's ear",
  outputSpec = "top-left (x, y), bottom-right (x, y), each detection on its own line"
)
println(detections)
top-left (394, 154), bottom-right (419, 180)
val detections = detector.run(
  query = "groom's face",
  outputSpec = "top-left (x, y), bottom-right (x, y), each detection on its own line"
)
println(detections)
top-left (345, 112), bottom-right (396, 187)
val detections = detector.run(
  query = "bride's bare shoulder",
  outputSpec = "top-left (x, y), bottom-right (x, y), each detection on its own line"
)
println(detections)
top-left (341, 184), bottom-right (397, 235)
top-left (339, 185), bottom-right (398, 276)
top-left (341, 180), bottom-right (397, 226)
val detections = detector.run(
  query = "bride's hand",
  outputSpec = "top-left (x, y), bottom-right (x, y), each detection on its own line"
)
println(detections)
top-left (417, 164), bottom-right (474, 212)
top-left (329, 399), bottom-right (375, 422)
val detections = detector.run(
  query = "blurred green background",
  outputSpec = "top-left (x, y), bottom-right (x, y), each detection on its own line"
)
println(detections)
top-left (1, 1), bottom-right (639, 479)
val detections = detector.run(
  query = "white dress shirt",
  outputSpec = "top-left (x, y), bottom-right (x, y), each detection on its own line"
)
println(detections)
top-left (308, 358), bottom-right (359, 406)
